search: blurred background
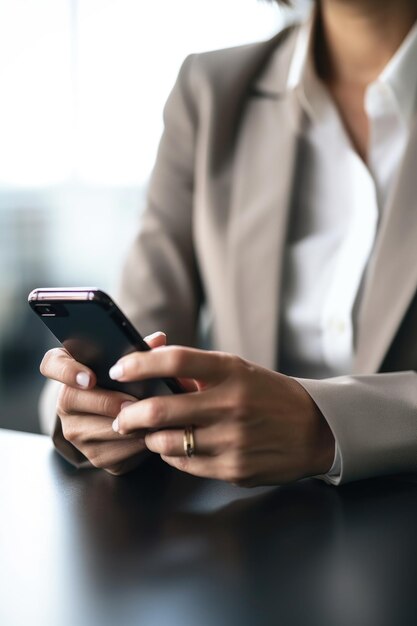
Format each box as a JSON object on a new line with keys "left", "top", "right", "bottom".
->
{"left": 0, "top": 0, "right": 308, "bottom": 434}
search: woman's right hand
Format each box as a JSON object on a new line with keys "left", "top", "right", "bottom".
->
{"left": 40, "top": 332, "right": 167, "bottom": 475}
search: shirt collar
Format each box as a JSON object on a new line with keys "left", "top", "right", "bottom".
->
{"left": 287, "top": 14, "right": 417, "bottom": 127}
{"left": 378, "top": 19, "right": 417, "bottom": 127}
{"left": 287, "top": 17, "right": 331, "bottom": 124}
{"left": 286, "top": 17, "right": 313, "bottom": 93}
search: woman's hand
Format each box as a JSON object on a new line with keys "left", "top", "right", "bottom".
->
{"left": 110, "top": 346, "right": 335, "bottom": 486}
{"left": 40, "top": 332, "right": 167, "bottom": 475}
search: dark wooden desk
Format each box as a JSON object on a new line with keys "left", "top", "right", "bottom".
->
{"left": 1, "top": 428, "right": 417, "bottom": 626}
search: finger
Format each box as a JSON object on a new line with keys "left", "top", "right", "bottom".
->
{"left": 144, "top": 332, "right": 198, "bottom": 392}
{"left": 160, "top": 454, "right": 222, "bottom": 480}
{"left": 144, "top": 332, "right": 199, "bottom": 390}
{"left": 40, "top": 347, "right": 96, "bottom": 390}
{"left": 58, "top": 385, "right": 137, "bottom": 419}
{"left": 113, "top": 389, "right": 215, "bottom": 434}
{"left": 144, "top": 331, "right": 167, "bottom": 349}
{"left": 64, "top": 428, "right": 147, "bottom": 471}
{"left": 104, "top": 450, "right": 149, "bottom": 476}
{"left": 109, "top": 346, "right": 227, "bottom": 385}
{"left": 60, "top": 413, "right": 147, "bottom": 447}
{"left": 88, "top": 438, "right": 147, "bottom": 471}
{"left": 145, "top": 426, "right": 220, "bottom": 457}
{"left": 160, "top": 452, "right": 253, "bottom": 485}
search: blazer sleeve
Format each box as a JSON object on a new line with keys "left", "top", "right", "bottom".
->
{"left": 52, "top": 55, "right": 203, "bottom": 467}
{"left": 296, "top": 372, "right": 417, "bottom": 485}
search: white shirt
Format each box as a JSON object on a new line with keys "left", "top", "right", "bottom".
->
{"left": 279, "top": 18, "right": 417, "bottom": 479}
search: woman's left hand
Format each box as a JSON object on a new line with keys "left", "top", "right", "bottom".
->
{"left": 110, "top": 345, "right": 335, "bottom": 486}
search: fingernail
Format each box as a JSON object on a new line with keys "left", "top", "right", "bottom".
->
{"left": 109, "top": 363, "right": 123, "bottom": 380}
{"left": 120, "top": 400, "right": 135, "bottom": 411}
{"left": 112, "top": 418, "right": 119, "bottom": 432}
{"left": 76, "top": 372, "right": 90, "bottom": 388}
{"left": 144, "top": 331, "right": 165, "bottom": 341}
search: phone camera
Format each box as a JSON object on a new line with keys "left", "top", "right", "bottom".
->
{"left": 34, "top": 303, "right": 68, "bottom": 317}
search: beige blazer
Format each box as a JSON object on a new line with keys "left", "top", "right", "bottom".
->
{"left": 56, "top": 24, "right": 417, "bottom": 484}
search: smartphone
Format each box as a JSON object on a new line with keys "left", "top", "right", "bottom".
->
{"left": 28, "top": 287, "right": 185, "bottom": 399}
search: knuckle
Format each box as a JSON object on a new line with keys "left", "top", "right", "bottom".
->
{"left": 230, "top": 354, "right": 257, "bottom": 385}
{"left": 89, "top": 452, "right": 107, "bottom": 470}
{"left": 129, "top": 353, "right": 142, "bottom": 373}
{"left": 57, "top": 384, "right": 74, "bottom": 416}
{"left": 234, "top": 354, "right": 256, "bottom": 375}
{"left": 231, "top": 423, "right": 250, "bottom": 452}
{"left": 39, "top": 347, "right": 63, "bottom": 376}
{"left": 227, "top": 385, "right": 250, "bottom": 422}
{"left": 174, "top": 456, "right": 189, "bottom": 472}
{"left": 228, "top": 354, "right": 248, "bottom": 375}
{"left": 231, "top": 354, "right": 246, "bottom": 369}
{"left": 226, "top": 453, "right": 252, "bottom": 487}
{"left": 60, "top": 417, "right": 79, "bottom": 445}
{"left": 166, "top": 347, "right": 186, "bottom": 372}
{"left": 227, "top": 357, "right": 256, "bottom": 420}
{"left": 144, "top": 397, "right": 165, "bottom": 428}
{"left": 100, "top": 393, "right": 117, "bottom": 418}
{"left": 59, "top": 357, "right": 77, "bottom": 384}
{"left": 214, "top": 350, "right": 236, "bottom": 374}
{"left": 157, "top": 430, "right": 176, "bottom": 454}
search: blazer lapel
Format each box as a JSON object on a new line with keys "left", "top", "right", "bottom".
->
{"left": 227, "top": 88, "right": 302, "bottom": 370}
{"left": 354, "top": 116, "right": 417, "bottom": 374}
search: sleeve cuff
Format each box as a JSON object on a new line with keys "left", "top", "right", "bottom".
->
{"left": 294, "top": 371, "right": 417, "bottom": 485}
{"left": 321, "top": 442, "right": 342, "bottom": 485}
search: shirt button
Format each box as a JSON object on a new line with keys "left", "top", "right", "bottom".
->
{"left": 328, "top": 318, "right": 347, "bottom": 334}
{"left": 335, "top": 320, "right": 346, "bottom": 334}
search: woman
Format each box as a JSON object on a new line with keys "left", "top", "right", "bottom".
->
{"left": 41, "top": 0, "right": 417, "bottom": 485}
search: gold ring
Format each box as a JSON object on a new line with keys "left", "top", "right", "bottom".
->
{"left": 183, "top": 426, "right": 195, "bottom": 458}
